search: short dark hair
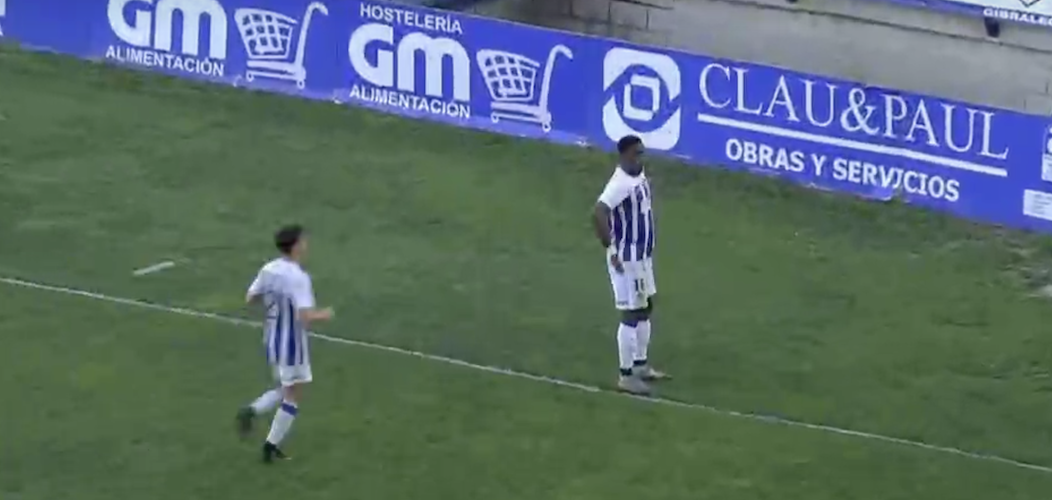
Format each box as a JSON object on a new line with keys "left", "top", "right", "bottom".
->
{"left": 617, "top": 135, "right": 643, "bottom": 154}
{"left": 274, "top": 224, "right": 304, "bottom": 255}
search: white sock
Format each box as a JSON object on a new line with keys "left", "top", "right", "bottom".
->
{"left": 249, "top": 388, "right": 282, "bottom": 415}
{"left": 266, "top": 400, "right": 298, "bottom": 446}
{"left": 617, "top": 322, "right": 637, "bottom": 376}
{"left": 635, "top": 319, "right": 651, "bottom": 366}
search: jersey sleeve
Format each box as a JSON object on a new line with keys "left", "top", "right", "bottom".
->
{"left": 291, "top": 274, "right": 317, "bottom": 310}
{"left": 246, "top": 270, "right": 266, "bottom": 297}
{"left": 597, "top": 176, "right": 631, "bottom": 209}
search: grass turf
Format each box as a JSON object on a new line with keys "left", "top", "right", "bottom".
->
{"left": 3, "top": 44, "right": 1052, "bottom": 498}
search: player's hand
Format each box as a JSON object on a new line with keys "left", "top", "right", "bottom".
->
{"left": 317, "top": 307, "right": 335, "bottom": 321}
{"left": 609, "top": 253, "right": 624, "bottom": 274}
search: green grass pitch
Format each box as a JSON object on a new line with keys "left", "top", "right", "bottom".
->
{"left": 3, "top": 44, "right": 1052, "bottom": 499}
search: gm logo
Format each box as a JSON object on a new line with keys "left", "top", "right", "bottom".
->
{"left": 602, "top": 48, "right": 681, "bottom": 151}
{"left": 348, "top": 23, "right": 471, "bottom": 102}
{"left": 108, "top": 0, "right": 228, "bottom": 60}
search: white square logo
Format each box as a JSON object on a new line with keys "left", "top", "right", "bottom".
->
{"left": 1042, "top": 125, "right": 1052, "bottom": 183}
{"left": 602, "top": 47, "right": 681, "bottom": 151}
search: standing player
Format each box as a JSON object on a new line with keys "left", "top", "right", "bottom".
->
{"left": 593, "top": 135, "right": 669, "bottom": 395}
{"left": 236, "top": 224, "right": 334, "bottom": 463}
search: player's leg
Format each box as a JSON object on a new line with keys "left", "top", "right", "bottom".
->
{"left": 262, "top": 383, "right": 299, "bottom": 462}
{"left": 634, "top": 298, "right": 669, "bottom": 380}
{"left": 611, "top": 261, "right": 651, "bottom": 395}
{"left": 633, "top": 297, "right": 653, "bottom": 370}
{"left": 237, "top": 386, "right": 282, "bottom": 438}
{"left": 250, "top": 388, "right": 283, "bottom": 414}
{"left": 236, "top": 365, "right": 284, "bottom": 438}
{"left": 634, "top": 259, "right": 669, "bottom": 381}
{"left": 263, "top": 365, "right": 312, "bottom": 463}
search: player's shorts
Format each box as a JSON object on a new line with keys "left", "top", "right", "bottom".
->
{"left": 608, "top": 257, "right": 656, "bottom": 311}
{"left": 271, "top": 363, "right": 313, "bottom": 387}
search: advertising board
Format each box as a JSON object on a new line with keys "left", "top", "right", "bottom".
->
{"left": 5, "top": 0, "right": 1052, "bottom": 233}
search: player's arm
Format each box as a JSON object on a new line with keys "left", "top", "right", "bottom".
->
{"left": 593, "top": 179, "right": 630, "bottom": 248}
{"left": 299, "top": 308, "right": 333, "bottom": 322}
{"left": 246, "top": 273, "right": 265, "bottom": 304}
{"left": 593, "top": 202, "right": 624, "bottom": 274}
{"left": 293, "top": 277, "right": 333, "bottom": 323}
{"left": 593, "top": 202, "right": 614, "bottom": 248}
{"left": 593, "top": 179, "right": 631, "bottom": 272}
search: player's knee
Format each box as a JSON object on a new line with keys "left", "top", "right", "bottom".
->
{"left": 282, "top": 384, "right": 301, "bottom": 403}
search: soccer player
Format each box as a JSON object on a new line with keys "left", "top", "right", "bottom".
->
{"left": 593, "top": 135, "right": 669, "bottom": 396}
{"left": 236, "top": 224, "right": 334, "bottom": 463}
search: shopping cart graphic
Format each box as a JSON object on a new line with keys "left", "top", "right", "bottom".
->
{"left": 476, "top": 45, "right": 573, "bottom": 132}
{"left": 234, "top": 2, "right": 328, "bottom": 89}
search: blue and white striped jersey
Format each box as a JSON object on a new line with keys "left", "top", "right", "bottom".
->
{"left": 598, "top": 166, "right": 655, "bottom": 262}
{"left": 247, "top": 258, "right": 316, "bottom": 367}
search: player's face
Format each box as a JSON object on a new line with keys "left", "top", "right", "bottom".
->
{"left": 292, "top": 237, "right": 309, "bottom": 260}
{"left": 623, "top": 144, "right": 645, "bottom": 175}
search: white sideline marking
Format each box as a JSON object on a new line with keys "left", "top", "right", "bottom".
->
{"left": 2, "top": 274, "right": 1051, "bottom": 475}
{"left": 132, "top": 260, "right": 177, "bottom": 276}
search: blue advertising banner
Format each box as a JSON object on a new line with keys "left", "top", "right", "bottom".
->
{"left": 4, "top": 0, "right": 1052, "bottom": 233}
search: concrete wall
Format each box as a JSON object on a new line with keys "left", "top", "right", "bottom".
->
{"left": 467, "top": 0, "right": 1052, "bottom": 114}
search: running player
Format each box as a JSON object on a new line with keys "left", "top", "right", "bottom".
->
{"left": 592, "top": 135, "right": 669, "bottom": 395}
{"left": 237, "top": 224, "right": 334, "bottom": 463}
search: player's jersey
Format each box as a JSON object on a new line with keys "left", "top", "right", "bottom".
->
{"left": 247, "top": 258, "right": 316, "bottom": 367}
{"left": 598, "top": 166, "right": 654, "bottom": 262}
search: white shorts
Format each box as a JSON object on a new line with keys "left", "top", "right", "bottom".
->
{"left": 271, "top": 364, "right": 313, "bottom": 387}
{"left": 609, "top": 258, "right": 656, "bottom": 310}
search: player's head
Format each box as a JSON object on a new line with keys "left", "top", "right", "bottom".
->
{"left": 617, "top": 135, "right": 645, "bottom": 176}
{"left": 275, "top": 224, "right": 308, "bottom": 261}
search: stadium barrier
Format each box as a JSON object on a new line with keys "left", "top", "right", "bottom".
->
{"left": 4, "top": 0, "right": 1052, "bottom": 233}
{"left": 868, "top": 0, "right": 1052, "bottom": 30}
